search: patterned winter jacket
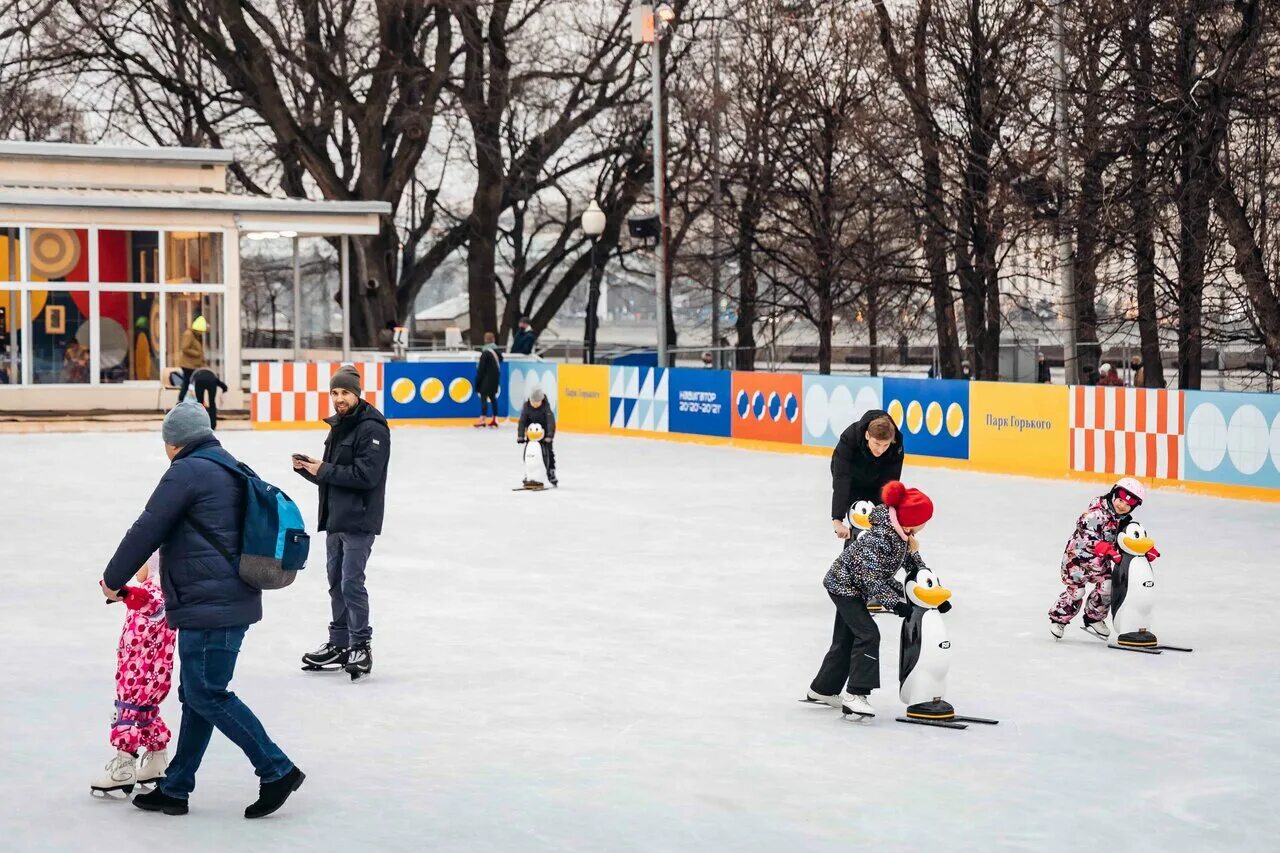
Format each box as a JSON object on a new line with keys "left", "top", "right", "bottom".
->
{"left": 823, "top": 504, "right": 918, "bottom": 608}
{"left": 1060, "top": 495, "right": 1128, "bottom": 577}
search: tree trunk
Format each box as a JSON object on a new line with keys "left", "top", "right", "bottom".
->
{"left": 1073, "top": 152, "right": 1105, "bottom": 384}
{"left": 1129, "top": 0, "right": 1165, "bottom": 387}
{"left": 1211, "top": 163, "right": 1280, "bottom": 369}
{"left": 868, "top": 283, "right": 879, "bottom": 378}
{"left": 349, "top": 228, "right": 399, "bottom": 347}
{"left": 734, "top": 208, "right": 759, "bottom": 371}
{"left": 466, "top": 153, "right": 503, "bottom": 344}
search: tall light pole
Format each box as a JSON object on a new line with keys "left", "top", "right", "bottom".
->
{"left": 581, "top": 199, "right": 607, "bottom": 365}
{"left": 710, "top": 31, "right": 723, "bottom": 370}
{"left": 634, "top": 3, "right": 676, "bottom": 367}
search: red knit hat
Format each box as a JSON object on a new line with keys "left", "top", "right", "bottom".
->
{"left": 882, "top": 481, "right": 934, "bottom": 528}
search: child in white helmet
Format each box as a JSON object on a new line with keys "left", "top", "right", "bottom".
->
{"left": 1049, "top": 478, "right": 1146, "bottom": 639}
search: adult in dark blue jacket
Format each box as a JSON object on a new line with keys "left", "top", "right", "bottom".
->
{"left": 101, "top": 402, "right": 303, "bottom": 819}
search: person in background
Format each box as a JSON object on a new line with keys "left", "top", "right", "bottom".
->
{"left": 701, "top": 351, "right": 715, "bottom": 368}
{"left": 177, "top": 315, "right": 207, "bottom": 402}
{"left": 1081, "top": 364, "right": 1099, "bottom": 386}
{"left": 192, "top": 367, "right": 229, "bottom": 430}
{"left": 511, "top": 317, "right": 538, "bottom": 355}
{"left": 1130, "top": 355, "right": 1145, "bottom": 387}
{"left": 1037, "top": 353, "right": 1052, "bottom": 383}
{"left": 960, "top": 360, "right": 972, "bottom": 381}
{"left": 1098, "top": 362, "right": 1125, "bottom": 387}
{"left": 830, "top": 411, "right": 904, "bottom": 547}
{"left": 474, "top": 332, "right": 503, "bottom": 427}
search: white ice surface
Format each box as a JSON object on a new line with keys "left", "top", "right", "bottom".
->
{"left": 2, "top": 427, "right": 1279, "bottom": 852}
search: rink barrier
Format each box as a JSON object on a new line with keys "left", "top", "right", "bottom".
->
{"left": 250, "top": 361, "right": 1280, "bottom": 501}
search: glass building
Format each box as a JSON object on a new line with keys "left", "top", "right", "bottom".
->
{"left": 0, "top": 142, "right": 388, "bottom": 411}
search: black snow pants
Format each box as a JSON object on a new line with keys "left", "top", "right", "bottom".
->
{"left": 810, "top": 592, "right": 882, "bottom": 696}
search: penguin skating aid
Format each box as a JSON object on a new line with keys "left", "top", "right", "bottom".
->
{"left": 845, "top": 501, "right": 889, "bottom": 615}
{"left": 1105, "top": 522, "right": 1193, "bottom": 654}
{"left": 895, "top": 565, "right": 999, "bottom": 731}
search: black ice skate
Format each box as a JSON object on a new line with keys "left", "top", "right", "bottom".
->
{"left": 345, "top": 642, "right": 372, "bottom": 682}
{"left": 301, "top": 642, "right": 348, "bottom": 672}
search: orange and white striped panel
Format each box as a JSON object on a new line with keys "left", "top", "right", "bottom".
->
{"left": 251, "top": 362, "right": 384, "bottom": 425}
{"left": 1069, "top": 386, "right": 1185, "bottom": 480}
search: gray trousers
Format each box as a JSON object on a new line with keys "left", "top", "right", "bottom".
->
{"left": 326, "top": 532, "right": 376, "bottom": 647}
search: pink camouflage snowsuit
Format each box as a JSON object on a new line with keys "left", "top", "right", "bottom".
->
{"left": 110, "top": 569, "right": 177, "bottom": 754}
{"left": 1049, "top": 495, "right": 1127, "bottom": 626}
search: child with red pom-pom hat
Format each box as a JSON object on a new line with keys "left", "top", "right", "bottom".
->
{"left": 805, "top": 480, "right": 937, "bottom": 718}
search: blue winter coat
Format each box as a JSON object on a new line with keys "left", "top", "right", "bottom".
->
{"left": 103, "top": 437, "right": 261, "bottom": 629}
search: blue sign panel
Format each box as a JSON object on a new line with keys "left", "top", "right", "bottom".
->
{"left": 882, "top": 378, "right": 970, "bottom": 460}
{"left": 668, "top": 368, "right": 732, "bottom": 437}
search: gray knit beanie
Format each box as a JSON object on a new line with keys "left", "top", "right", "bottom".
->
{"left": 331, "top": 364, "right": 362, "bottom": 395}
{"left": 530, "top": 387, "right": 546, "bottom": 403}
{"left": 162, "top": 400, "right": 213, "bottom": 446}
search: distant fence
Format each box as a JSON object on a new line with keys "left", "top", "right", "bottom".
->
{"left": 251, "top": 361, "right": 1280, "bottom": 501}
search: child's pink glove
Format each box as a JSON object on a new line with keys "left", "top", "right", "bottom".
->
{"left": 1094, "top": 541, "right": 1120, "bottom": 563}
{"left": 120, "top": 586, "right": 151, "bottom": 611}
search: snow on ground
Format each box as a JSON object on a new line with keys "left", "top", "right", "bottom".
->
{"left": 2, "top": 426, "right": 1279, "bottom": 852}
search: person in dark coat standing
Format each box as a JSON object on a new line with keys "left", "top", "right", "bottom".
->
{"left": 830, "top": 410, "right": 904, "bottom": 544}
{"left": 511, "top": 317, "right": 538, "bottom": 355}
{"left": 101, "top": 401, "right": 301, "bottom": 818}
{"left": 1037, "top": 353, "right": 1052, "bottom": 384}
{"left": 474, "top": 331, "right": 503, "bottom": 427}
{"left": 294, "top": 365, "right": 391, "bottom": 680}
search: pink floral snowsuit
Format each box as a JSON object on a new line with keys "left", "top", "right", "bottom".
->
{"left": 110, "top": 575, "right": 177, "bottom": 753}
{"left": 1049, "top": 495, "right": 1124, "bottom": 626}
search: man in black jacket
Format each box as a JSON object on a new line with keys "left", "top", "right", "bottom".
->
{"left": 101, "top": 401, "right": 301, "bottom": 818}
{"left": 830, "top": 409, "right": 904, "bottom": 543}
{"left": 293, "top": 365, "right": 391, "bottom": 680}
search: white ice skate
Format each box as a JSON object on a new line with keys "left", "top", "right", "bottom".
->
{"left": 1050, "top": 621, "right": 1066, "bottom": 639}
{"left": 1082, "top": 620, "right": 1110, "bottom": 640}
{"left": 801, "top": 688, "right": 841, "bottom": 708}
{"left": 136, "top": 749, "right": 168, "bottom": 788}
{"left": 90, "top": 750, "right": 136, "bottom": 798}
{"left": 840, "top": 692, "right": 875, "bottom": 718}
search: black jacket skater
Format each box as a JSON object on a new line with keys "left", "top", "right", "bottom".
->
{"left": 474, "top": 347, "right": 503, "bottom": 397}
{"left": 829, "top": 409, "right": 904, "bottom": 520}
{"left": 517, "top": 400, "right": 556, "bottom": 441}
{"left": 296, "top": 400, "right": 391, "bottom": 535}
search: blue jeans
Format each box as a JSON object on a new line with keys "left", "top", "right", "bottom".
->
{"left": 161, "top": 627, "right": 293, "bottom": 799}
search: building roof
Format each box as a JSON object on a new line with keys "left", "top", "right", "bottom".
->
{"left": 0, "top": 140, "right": 236, "bottom": 165}
{"left": 0, "top": 185, "right": 391, "bottom": 235}
{"left": 415, "top": 293, "right": 470, "bottom": 323}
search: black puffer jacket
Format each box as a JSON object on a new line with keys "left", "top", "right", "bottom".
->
{"left": 517, "top": 400, "right": 556, "bottom": 441}
{"left": 297, "top": 401, "right": 391, "bottom": 535}
{"left": 474, "top": 347, "right": 503, "bottom": 396}
{"left": 103, "top": 437, "right": 260, "bottom": 630}
{"left": 830, "top": 409, "right": 904, "bottom": 519}
{"left": 823, "top": 504, "right": 918, "bottom": 609}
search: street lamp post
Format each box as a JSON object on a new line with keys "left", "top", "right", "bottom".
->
{"left": 581, "top": 200, "right": 607, "bottom": 365}
{"left": 634, "top": 3, "right": 676, "bottom": 368}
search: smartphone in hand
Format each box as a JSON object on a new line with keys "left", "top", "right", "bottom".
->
{"left": 292, "top": 453, "right": 311, "bottom": 462}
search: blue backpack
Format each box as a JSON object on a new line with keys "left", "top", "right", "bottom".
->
{"left": 187, "top": 448, "right": 310, "bottom": 590}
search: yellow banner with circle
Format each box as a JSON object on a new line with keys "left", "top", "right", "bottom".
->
{"left": 557, "top": 364, "right": 610, "bottom": 431}
{"left": 969, "top": 381, "right": 1069, "bottom": 476}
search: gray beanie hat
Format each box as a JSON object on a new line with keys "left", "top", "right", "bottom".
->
{"left": 331, "top": 364, "right": 362, "bottom": 395}
{"left": 530, "top": 387, "right": 546, "bottom": 403}
{"left": 163, "top": 400, "right": 213, "bottom": 446}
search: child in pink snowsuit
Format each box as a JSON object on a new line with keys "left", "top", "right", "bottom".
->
{"left": 1048, "top": 478, "right": 1146, "bottom": 639}
{"left": 91, "top": 554, "right": 177, "bottom": 796}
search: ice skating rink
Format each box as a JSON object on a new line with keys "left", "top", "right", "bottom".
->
{"left": 3, "top": 426, "right": 1279, "bottom": 852}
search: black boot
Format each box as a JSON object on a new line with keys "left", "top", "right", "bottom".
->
{"left": 345, "top": 642, "right": 372, "bottom": 681}
{"left": 301, "top": 642, "right": 348, "bottom": 671}
{"left": 133, "top": 787, "right": 189, "bottom": 815}
{"left": 244, "top": 767, "right": 306, "bottom": 819}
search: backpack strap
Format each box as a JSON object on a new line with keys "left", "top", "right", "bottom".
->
{"left": 183, "top": 447, "right": 247, "bottom": 564}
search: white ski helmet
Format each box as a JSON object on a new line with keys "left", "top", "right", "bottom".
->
{"left": 1112, "top": 477, "right": 1146, "bottom": 504}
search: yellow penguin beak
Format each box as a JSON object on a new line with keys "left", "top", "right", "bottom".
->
{"left": 913, "top": 585, "right": 951, "bottom": 608}
{"left": 852, "top": 515, "right": 871, "bottom": 530}
{"left": 1121, "top": 536, "right": 1154, "bottom": 555}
